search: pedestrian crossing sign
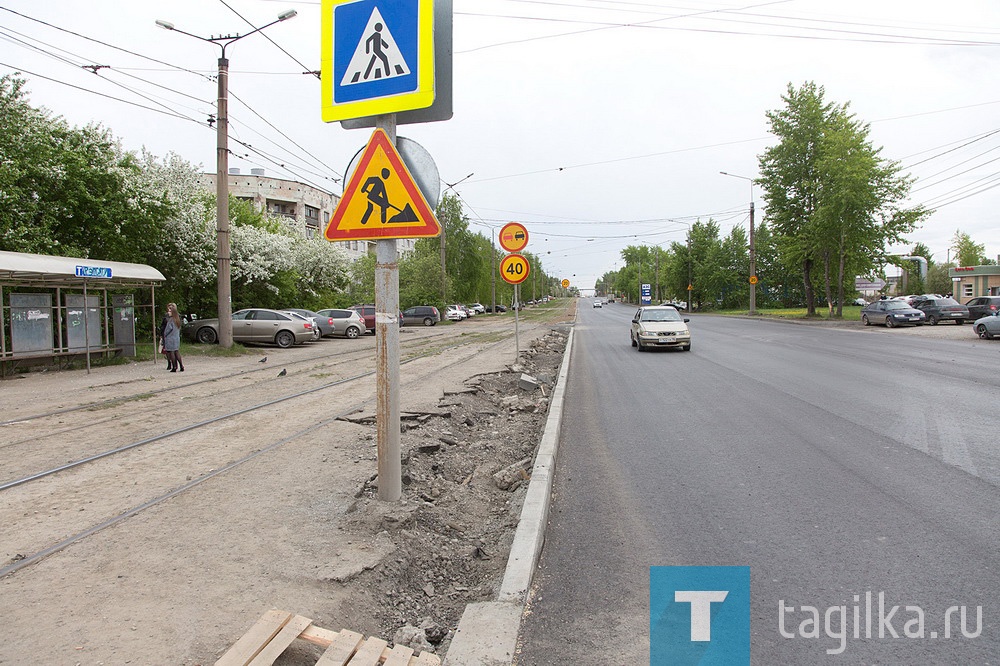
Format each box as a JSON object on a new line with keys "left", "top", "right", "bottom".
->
{"left": 324, "top": 129, "right": 441, "bottom": 241}
{"left": 321, "top": 0, "right": 435, "bottom": 122}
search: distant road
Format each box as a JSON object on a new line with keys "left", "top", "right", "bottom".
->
{"left": 515, "top": 305, "right": 1000, "bottom": 664}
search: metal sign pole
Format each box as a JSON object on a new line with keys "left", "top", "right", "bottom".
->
{"left": 514, "top": 284, "right": 520, "bottom": 360}
{"left": 375, "top": 114, "right": 402, "bottom": 502}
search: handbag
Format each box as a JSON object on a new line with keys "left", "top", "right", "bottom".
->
{"left": 158, "top": 341, "right": 165, "bottom": 354}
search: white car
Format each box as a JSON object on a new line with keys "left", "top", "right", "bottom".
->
{"left": 630, "top": 305, "right": 691, "bottom": 352}
{"left": 468, "top": 303, "right": 486, "bottom": 314}
{"left": 444, "top": 305, "right": 466, "bottom": 321}
{"left": 593, "top": 300, "right": 603, "bottom": 308}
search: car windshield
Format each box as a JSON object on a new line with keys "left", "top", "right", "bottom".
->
{"left": 641, "top": 309, "right": 682, "bottom": 322}
{"left": 936, "top": 298, "right": 960, "bottom": 306}
{"left": 883, "top": 301, "right": 910, "bottom": 310}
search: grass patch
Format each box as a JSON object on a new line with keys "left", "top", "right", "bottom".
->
{"left": 88, "top": 392, "right": 154, "bottom": 411}
{"left": 711, "top": 307, "right": 862, "bottom": 320}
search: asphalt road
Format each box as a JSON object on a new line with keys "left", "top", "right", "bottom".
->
{"left": 514, "top": 303, "right": 1000, "bottom": 664}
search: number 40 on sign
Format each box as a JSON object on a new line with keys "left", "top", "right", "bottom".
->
{"left": 500, "top": 254, "right": 530, "bottom": 285}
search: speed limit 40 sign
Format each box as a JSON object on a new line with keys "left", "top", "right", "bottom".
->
{"left": 500, "top": 254, "right": 530, "bottom": 284}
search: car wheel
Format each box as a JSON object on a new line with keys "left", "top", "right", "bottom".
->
{"left": 196, "top": 326, "right": 218, "bottom": 344}
{"left": 977, "top": 324, "right": 993, "bottom": 340}
{"left": 928, "top": 315, "right": 939, "bottom": 325}
{"left": 955, "top": 319, "right": 964, "bottom": 325}
{"left": 862, "top": 314, "right": 870, "bottom": 326}
{"left": 631, "top": 333, "right": 637, "bottom": 348}
{"left": 886, "top": 316, "right": 896, "bottom": 328}
{"left": 275, "top": 330, "right": 295, "bottom": 348}
{"left": 423, "top": 317, "right": 435, "bottom": 327}
{"left": 345, "top": 326, "right": 360, "bottom": 339}
{"left": 682, "top": 343, "right": 691, "bottom": 351}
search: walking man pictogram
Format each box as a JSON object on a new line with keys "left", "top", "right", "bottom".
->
{"left": 364, "top": 23, "right": 391, "bottom": 80}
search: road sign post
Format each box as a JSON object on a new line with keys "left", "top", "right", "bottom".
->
{"left": 500, "top": 252, "right": 530, "bottom": 359}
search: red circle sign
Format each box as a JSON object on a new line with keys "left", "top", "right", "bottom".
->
{"left": 500, "top": 254, "right": 530, "bottom": 284}
{"left": 499, "top": 223, "right": 529, "bottom": 253}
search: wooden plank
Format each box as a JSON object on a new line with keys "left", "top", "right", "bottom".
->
{"left": 299, "top": 624, "right": 339, "bottom": 648}
{"left": 345, "top": 636, "right": 388, "bottom": 666}
{"left": 409, "top": 652, "right": 442, "bottom": 666}
{"left": 382, "top": 644, "right": 414, "bottom": 666}
{"left": 215, "top": 610, "right": 293, "bottom": 666}
{"left": 247, "top": 614, "right": 314, "bottom": 666}
{"left": 315, "top": 629, "right": 365, "bottom": 666}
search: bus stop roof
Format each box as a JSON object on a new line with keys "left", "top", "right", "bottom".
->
{"left": 0, "top": 250, "right": 166, "bottom": 288}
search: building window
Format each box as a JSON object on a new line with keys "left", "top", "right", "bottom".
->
{"left": 963, "top": 282, "right": 974, "bottom": 298}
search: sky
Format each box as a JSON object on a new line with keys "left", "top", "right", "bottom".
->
{"left": 2, "top": 0, "right": 999, "bottom": 293}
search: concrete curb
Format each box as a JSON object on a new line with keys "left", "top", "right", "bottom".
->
{"left": 444, "top": 327, "right": 575, "bottom": 665}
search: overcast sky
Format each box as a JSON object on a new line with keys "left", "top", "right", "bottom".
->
{"left": 3, "top": 0, "right": 999, "bottom": 292}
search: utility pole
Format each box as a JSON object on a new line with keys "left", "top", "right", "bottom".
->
{"left": 156, "top": 11, "right": 297, "bottom": 347}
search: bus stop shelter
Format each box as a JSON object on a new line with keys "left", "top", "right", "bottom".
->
{"left": 0, "top": 250, "right": 166, "bottom": 375}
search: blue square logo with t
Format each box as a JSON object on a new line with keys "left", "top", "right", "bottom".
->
{"left": 650, "top": 566, "right": 750, "bottom": 665}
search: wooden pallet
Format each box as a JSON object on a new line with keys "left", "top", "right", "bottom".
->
{"left": 215, "top": 609, "right": 441, "bottom": 666}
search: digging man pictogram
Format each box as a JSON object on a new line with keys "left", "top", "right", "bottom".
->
{"left": 360, "top": 167, "right": 418, "bottom": 225}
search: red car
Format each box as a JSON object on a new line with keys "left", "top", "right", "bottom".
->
{"left": 349, "top": 305, "right": 403, "bottom": 334}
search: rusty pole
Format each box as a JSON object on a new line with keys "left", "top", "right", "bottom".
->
{"left": 375, "top": 115, "right": 401, "bottom": 502}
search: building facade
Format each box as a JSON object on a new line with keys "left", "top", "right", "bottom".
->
{"left": 949, "top": 265, "right": 1000, "bottom": 302}
{"left": 200, "top": 169, "right": 416, "bottom": 260}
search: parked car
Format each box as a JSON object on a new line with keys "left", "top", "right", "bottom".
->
{"left": 444, "top": 305, "right": 466, "bottom": 321}
{"left": 468, "top": 303, "right": 486, "bottom": 314}
{"left": 315, "top": 308, "right": 367, "bottom": 338}
{"left": 484, "top": 304, "right": 507, "bottom": 313}
{"left": 284, "top": 310, "right": 321, "bottom": 340}
{"left": 402, "top": 306, "right": 440, "bottom": 326}
{"left": 911, "top": 297, "right": 969, "bottom": 325}
{"left": 860, "top": 300, "right": 925, "bottom": 328}
{"left": 630, "top": 305, "right": 691, "bottom": 352}
{"left": 282, "top": 308, "right": 334, "bottom": 338}
{"left": 973, "top": 311, "right": 1000, "bottom": 339}
{"left": 460, "top": 305, "right": 475, "bottom": 318}
{"left": 349, "top": 304, "right": 402, "bottom": 333}
{"left": 851, "top": 297, "right": 868, "bottom": 306}
{"left": 964, "top": 296, "right": 1000, "bottom": 320}
{"left": 182, "top": 308, "right": 314, "bottom": 347}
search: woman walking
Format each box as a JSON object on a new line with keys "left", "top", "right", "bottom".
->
{"left": 163, "top": 303, "right": 184, "bottom": 372}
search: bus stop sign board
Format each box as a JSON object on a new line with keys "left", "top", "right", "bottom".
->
{"left": 321, "top": 0, "right": 435, "bottom": 122}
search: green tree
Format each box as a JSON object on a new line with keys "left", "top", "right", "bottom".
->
{"left": 0, "top": 74, "right": 168, "bottom": 261}
{"left": 951, "top": 230, "right": 991, "bottom": 267}
{"left": 758, "top": 82, "right": 925, "bottom": 316}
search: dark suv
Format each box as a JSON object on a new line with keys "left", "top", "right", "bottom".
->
{"left": 964, "top": 296, "right": 1000, "bottom": 320}
{"left": 402, "top": 306, "right": 440, "bottom": 326}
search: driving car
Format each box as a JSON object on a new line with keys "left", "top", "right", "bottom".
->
{"left": 860, "top": 300, "right": 926, "bottom": 327}
{"left": 630, "top": 305, "right": 691, "bottom": 351}
{"left": 182, "top": 308, "right": 315, "bottom": 347}
{"left": 314, "top": 308, "right": 367, "bottom": 338}
{"left": 282, "top": 308, "right": 334, "bottom": 338}
{"left": 911, "top": 297, "right": 969, "bottom": 325}
{"left": 593, "top": 299, "right": 603, "bottom": 308}
{"left": 973, "top": 311, "right": 1000, "bottom": 339}
{"left": 401, "top": 306, "right": 440, "bottom": 326}
{"left": 964, "top": 296, "right": 1000, "bottom": 320}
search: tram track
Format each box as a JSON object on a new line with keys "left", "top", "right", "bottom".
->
{"left": 0, "top": 329, "right": 517, "bottom": 578}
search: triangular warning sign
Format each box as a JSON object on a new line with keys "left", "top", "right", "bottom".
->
{"left": 325, "top": 129, "right": 441, "bottom": 241}
{"left": 340, "top": 7, "right": 410, "bottom": 86}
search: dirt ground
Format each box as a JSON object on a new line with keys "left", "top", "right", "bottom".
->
{"left": 0, "top": 304, "right": 575, "bottom": 665}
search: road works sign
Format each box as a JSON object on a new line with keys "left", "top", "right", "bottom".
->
{"left": 321, "top": 0, "right": 435, "bottom": 122}
{"left": 324, "top": 129, "right": 440, "bottom": 241}
{"left": 500, "top": 254, "right": 530, "bottom": 285}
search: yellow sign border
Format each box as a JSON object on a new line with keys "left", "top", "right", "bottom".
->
{"left": 321, "top": 0, "right": 435, "bottom": 122}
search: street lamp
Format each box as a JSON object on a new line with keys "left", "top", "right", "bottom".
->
{"left": 157, "top": 10, "right": 297, "bottom": 347}
{"left": 720, "top": 171, "right": 757, "bottom": 315}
